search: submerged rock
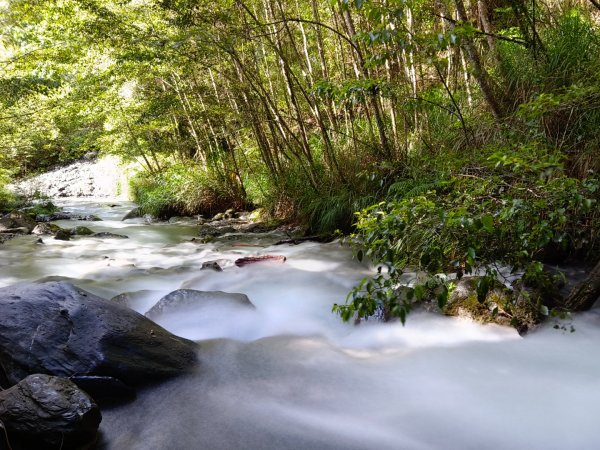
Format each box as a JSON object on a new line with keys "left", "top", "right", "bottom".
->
{"left": 77, "top": 214, "right": 103, "bottom": 221}
{"left": 71, "top": 225, "right": 94, "bottom": 236}
{"left": 201, "top": 261, "right": 223, "bottom": 272}
{"left": 0, "top": 281, "right": 198, "bottom": 397}
{"left": 0, "top": 374, "right": 101, "bottom": 450}
{"left": 235, "top": 255, "right": 286, "bottom": 267}
{"left": 145, "top": 289, "right": 254, "bottom": 321}
{"left": 92, "top": 231, "right": 129, "bottom": 239}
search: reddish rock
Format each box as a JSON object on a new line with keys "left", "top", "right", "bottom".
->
{"left": 235, "top": 255, "right": 287, "bottom": 267}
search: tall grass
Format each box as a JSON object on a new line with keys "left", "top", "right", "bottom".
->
{"left": 130, "top": 163, "right": 246, "bottom": 219}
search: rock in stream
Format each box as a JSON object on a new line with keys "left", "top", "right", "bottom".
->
{"left": 0, "top": 281, "right": 199, "bottom": 399}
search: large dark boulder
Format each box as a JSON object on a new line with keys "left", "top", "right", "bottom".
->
{"left": 0, "top": 281, "right": 198, "bottom": 393}
{"left": 0, "top": 374, "right": 101, "bottom": 450}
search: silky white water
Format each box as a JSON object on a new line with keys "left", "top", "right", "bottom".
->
{"left": 1, "top": 199, "right": 598, "bottom": 450}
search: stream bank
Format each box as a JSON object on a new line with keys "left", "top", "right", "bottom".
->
{"left": 9, "top": 156, "right": 133, "bottom": 199}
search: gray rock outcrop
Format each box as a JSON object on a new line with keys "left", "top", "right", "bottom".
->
{"left": 145, "top": 289, "right": 254, "bottom": 321}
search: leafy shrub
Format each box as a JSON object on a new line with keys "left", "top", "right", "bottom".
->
{"left": 335, "top": 148, "right": 600, "bottom": 324}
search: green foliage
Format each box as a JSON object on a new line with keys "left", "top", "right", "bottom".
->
{"left": 130, "top": 164, "right": 245, "bottom": 219}
{"left": 20, "top": 200, "right": 59, "bottom": 218}
{"left": 298, "top": 188, "right": 377, "bottom": 234}
{"left": 335, "top": 145, "right": 600, "bottom": 323}
{"left": 0, "top": 181, "right": 18, "bottom": 214}
{"left": 543, "top": 11, "right": 600, "bottom": 90}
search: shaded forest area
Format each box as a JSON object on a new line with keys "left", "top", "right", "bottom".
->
{"left": 1, "top": 0, "right": 599, "bottom": 322}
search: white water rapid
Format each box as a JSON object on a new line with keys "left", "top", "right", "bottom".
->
{"left": 1, "top": 199, "right": 599, "bottom": 450}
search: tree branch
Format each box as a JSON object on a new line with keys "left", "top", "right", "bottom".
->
{"left": 435, "top": 13, "right": 528, "bottom": 47}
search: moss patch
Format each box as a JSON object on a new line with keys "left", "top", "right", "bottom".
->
{"left": 445, "top": 277, "right": 542, "bottom": 334}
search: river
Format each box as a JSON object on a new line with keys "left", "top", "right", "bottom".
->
{"left": 1, "top": 199, "right": 599, "bottom": 449}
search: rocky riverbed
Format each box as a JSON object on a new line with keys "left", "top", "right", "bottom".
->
{"left": 9, "top": 156, "right": 131, "bottom": 199}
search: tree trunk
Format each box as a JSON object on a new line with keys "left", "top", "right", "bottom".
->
{"left": 478, "top": 0, "right": 498, "bottom": 61}
{"left": 561, "top": 260, "right": 600, "bottom": 311}
{"left": 453, "top": 0, "right": 506, "bottom": 120}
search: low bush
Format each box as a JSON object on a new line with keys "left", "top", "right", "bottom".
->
{"left": 334, "top": 146, "right": 600, "bottom": 324}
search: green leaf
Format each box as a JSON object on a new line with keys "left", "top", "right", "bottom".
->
{"left": 414, "top": 284, "right": 426, "bottom": 301}
{"left": 475, "top": 277, "right": 490, "bottom": 303}
{"left": 481, "top": 214, "right": 494, "bottom": 233}
{"left": 466, "top": 247, "right": 476, "bottom": 267}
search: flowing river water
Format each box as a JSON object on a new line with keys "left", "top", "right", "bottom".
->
{"left": 1, "top": 199, "right": 599, "bottom": 450}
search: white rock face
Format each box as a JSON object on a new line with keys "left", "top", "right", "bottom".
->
{"left": 10, "top": 156, "right": 132, "bottom": 199}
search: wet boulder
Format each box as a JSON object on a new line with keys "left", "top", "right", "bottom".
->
{"left": 0, "top": 281, "right": 198, "bottom": 395}
{"left": 0, "top": 212, "right": 36, "bottom": 234}
{"left": 201, "top": 261, "right": 223, "bottom": 272}
{"left": 71, "top": 225, "right": 94, "bottom": 236}
{"left": 111, "top": 289, "right": 161, "bottom": 312}
{"left": 122, "top": 207, "right": 142, "bottom": 221}
{"left": 145, "top": 289, "right": 254, "bottom": 321}
{"left": 54, "top": 229, "right": 71, "bottom": 241}
{"left": 32, "top": 222, "right": 63, "bottom": 236}
{"left": 0, "top": 374, "right": 101, "bottom": 450}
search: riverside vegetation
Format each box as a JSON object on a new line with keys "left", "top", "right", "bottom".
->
{"left": 1, "top": 0, "right": 600, "bottom": 329}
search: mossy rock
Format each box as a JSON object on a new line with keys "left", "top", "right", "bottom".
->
{"left": 32, "top": 223, "right": 63, "bottom": 236}
{"left": 445, "top": 277, "right": 541, "bottom": 334}
{"left": 71, "top": 226, "right": 94, "bottom": 236}
{"left": 54, "top": 229, "right": 71, "bottom": 241}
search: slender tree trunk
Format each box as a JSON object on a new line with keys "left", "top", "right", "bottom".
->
{"left": 478, "top": 0, "right": 498, "bottom": 61}
{"left": 453, "top": 0, "right": 506, "bottom": 120}
{"left": 340, "top": 7, "right": 391, "bottom": 157}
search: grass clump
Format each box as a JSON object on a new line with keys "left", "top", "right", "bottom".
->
{"left": 130, "top": 164, "right": 247, "bottom": 219}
